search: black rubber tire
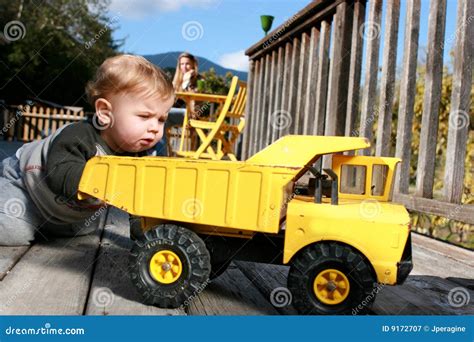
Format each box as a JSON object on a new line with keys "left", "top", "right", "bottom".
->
{"left": 202, "top": 235, "right": 233, "bottom": 280}
{"left": 288, "top": 242, "right": 376, "bottom": 315}
{"left": 129, "top": 215, "right": 145, "bottom": 241}
{"left": 129, "top": 224, "right": 211, "bottom": 308}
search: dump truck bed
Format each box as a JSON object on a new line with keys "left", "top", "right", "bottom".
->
{"left": 79, "top": 136, "right": 370, "bottom": 234}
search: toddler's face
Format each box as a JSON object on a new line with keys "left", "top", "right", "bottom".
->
{"left": 99, "top": 92, "right": 174, "bottom": 153}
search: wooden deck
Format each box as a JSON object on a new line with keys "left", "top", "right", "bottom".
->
{"left": 0, "top": 207, "right": 472, "bottom": 316}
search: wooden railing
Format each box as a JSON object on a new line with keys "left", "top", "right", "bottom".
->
{"left": 1, "top": 105, "right": 87, "bottom": 142}
{"left": 242, "top": 0, "right": 473, "bottom": 224}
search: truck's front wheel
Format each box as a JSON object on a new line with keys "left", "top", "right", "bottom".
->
{"left": 288, "top": 242, "right": 376, "bottom": 315}
{"left": 129, "top": 224, "right": 211, "bottom": 308}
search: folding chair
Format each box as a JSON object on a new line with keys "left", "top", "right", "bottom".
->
{"left": 176, "top": 76, "right": 246, "bottom": 160}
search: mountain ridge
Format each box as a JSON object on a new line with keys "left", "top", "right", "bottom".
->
{"left": 143, "top": 51, "right": 248, "bottom": 81}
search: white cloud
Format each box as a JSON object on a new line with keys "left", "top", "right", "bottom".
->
{"left": 218, "top": 50, "right": 249, "bottom": 72}
{"left": 109, "top": 0, "right": 219, "bottom": 19}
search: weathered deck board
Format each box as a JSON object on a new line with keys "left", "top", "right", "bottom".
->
{"left": 234, "top": 261, "right": 298, "bottom": 315}
{"left": 412, "top": 232, "right": 473, "bottom": 268}
{"left": 374, "top": 284, "right": 439, "bottom": 315}
{"left": 403, "top": 276, "right": 473, "bottom": 315}
{"left": 85, "top": 208, "right": 184, "bottom": 315}
{"left": 0, "top": 246, "right": 29, "bottom": 280}
{"left": 0, "top": 226, "right": 104, "bottom": 315}
{"left": 374, "top": 233, "right": 473, "bottom": 315}
{"left": 411, "top": 242, "right": 473, "bottom": 279}
{"left": 0, "top": 141, "right": 23, "bottom": 158}
{"left": 187, "top": 263, "right": 279, "bottom": 315}
{"left": 233, "top": 233, "right": 474, "bottom": 316}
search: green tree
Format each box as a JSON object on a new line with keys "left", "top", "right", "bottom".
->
{"left": 0, "top": 0, "right": 122, "bottom": 109}
{"left": 200, "top": 68, "right": 233, "bottom": 95}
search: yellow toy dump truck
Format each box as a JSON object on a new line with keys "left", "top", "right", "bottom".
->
{"left": 78, "top": 136, "right": 413, "bottom": 315}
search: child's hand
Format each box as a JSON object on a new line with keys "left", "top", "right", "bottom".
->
{"left": 188, "top": 109, "right": 198, "bottom": 120}
{"left": 77, "top": 191, "right": 91, "bottom": 201}
{"left": 77, "top": 191, "right": 106, "bottom": 206}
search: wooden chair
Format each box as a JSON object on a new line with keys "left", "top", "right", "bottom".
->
{"left": 209, "top": 80, "right": 247, "bottom": 161}
{"left": 176, "top": 76, "right": 247, "bottom": 161}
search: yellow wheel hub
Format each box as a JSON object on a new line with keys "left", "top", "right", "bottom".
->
{"left": 149, "top": 250, "right": 183, "bottom": 284}
{"left": 313, "top": 268, "right": 350, "bottom": 305}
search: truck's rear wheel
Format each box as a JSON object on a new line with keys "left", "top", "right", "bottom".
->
{"left": 288, "top": 242, "right": 376, "bottom": 315}
{"left": 129, "top": 224, "right": 211, "bottom": 308}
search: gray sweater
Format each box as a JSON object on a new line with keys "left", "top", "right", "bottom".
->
{"left": 17, "top": 121, "right": 154, "bottom": 225}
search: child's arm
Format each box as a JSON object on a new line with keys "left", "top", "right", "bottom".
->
{"left": 45, "top": 123, "right": 103, "bottom": 201}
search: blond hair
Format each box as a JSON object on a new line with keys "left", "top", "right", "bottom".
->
{"left": 172, "top": 52, "right": 199, "bottom": 92}
{"left": 86, "top": 54, "right": 174, "bottom": 105}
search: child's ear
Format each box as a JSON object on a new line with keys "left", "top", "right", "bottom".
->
{"left": 94, "top": 98, "right": 113, "bottom": 127}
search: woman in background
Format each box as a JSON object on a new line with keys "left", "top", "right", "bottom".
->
{"left": 157, "top": 52, "right": 200, "bottom": 156}
{"left": 173, "top": 52, "right": 199, "bottom": 93}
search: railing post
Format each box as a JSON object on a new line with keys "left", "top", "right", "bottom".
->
{"left": 394, "top": 0, "right": 421, "bottom": 194}
{"left": 443, "top": 0, "right": 473, "bottom": 203}
{"left": 345, "top": 0, "right": 366, "bottom": 142}
{"left": 325, "top": 1, "right": 354, "bottom": 138}
{"left": 375, "top": 0, "right": 400, "bottom": 157}
{"left": 415, "top": 0, "right": 447, "bottom": 199}
{"left": 241, "top": 60, "right": 254, "bottom": 159}
{"left": 358, "top": 0, "right": 382, "bottom": 155}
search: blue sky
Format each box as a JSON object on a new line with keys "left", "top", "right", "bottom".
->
{"left": 109, "top": 0, "right": 459, "bottom": 73}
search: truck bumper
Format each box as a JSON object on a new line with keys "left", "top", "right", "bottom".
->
{"left": 396, "top": 232, "right": 413, "bottom": 284}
